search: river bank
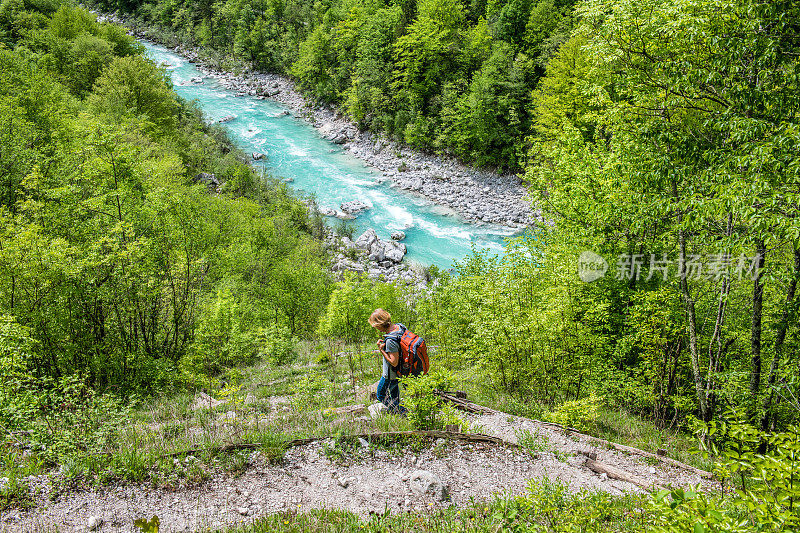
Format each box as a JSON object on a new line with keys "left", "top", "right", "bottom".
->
{"left": 117, "top": 17, "right": 537, "bottom": 230}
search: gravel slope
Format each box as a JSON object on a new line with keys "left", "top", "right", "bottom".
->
{"left": 1, "top": 404, "right": 712, "bottom": 533}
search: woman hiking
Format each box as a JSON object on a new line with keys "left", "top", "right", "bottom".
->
{"left": 368, "top": 308, "right": 406, "bottom": 414}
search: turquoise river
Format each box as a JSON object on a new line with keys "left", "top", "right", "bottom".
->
{"left": 144, "top": 42, "right": 518, "bottom": 268}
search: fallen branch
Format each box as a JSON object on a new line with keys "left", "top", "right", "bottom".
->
{"left": 157, "top": 430, "right": 517, "bottom": 459}
{"left": 434, "top": 390, "right": 495, "bottom": 415}
{"left": 323, "top": 404, "right": 367, "bottom": 415}
{"left": 436, "top": 391, "right": 714, "bottom": 479}
{"left": 584, "top": 458, "right": 665, "bottom": 491}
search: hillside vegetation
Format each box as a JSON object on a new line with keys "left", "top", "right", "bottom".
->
{"left": 1, "top": 0, "right": 800, "bottom": 531}
{"left": 0, "top": 0, "right": 330, "bottom": 458}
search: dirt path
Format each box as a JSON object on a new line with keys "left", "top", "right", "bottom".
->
{"left": 467, "top": 410, "right": 711, "bottom": 491}
{"left": 0, "top": 401, "right": 712, "bottom": 533}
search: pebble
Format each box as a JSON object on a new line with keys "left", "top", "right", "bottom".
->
{"left": 87, "top": 516, "right": 103, "bottom": 530}
{"left": 409, "top": 470, "right": 450, "bottom": 502}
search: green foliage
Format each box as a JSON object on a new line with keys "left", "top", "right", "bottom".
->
{"left": 316, "top": 275, "right": 412, "bottom": 344}
{"left": 491, "top": 477, "right": 639, "bottom": 532}
{"left": 515, "top": 428, "right": 551, "bottom": 456}
{"left": 418, "top": 237, "right": 610, "bottom": 406}
{"left": 332, "top": 218, "right": 355, "bottom": 240}
{"left": 648, "top": 419, "right": 800, "bottom": 531}
{"left": 183, "top": 289, "right": 257, "bottom": 376}
{"left": 0, "top": 316, "right": 36, "bottom": 424}
{"left": 292, "top": 374, "right": 332, "bottom": 411}
{"left": 11, "top": 374, "right": 131, "bottom": 467}
{"left": 516, "top": 0, "right": 800, "bottom": 432}
{"left": 258, "top": 324, "right": 298, "bottom": 366}
{"left": 402, "top": 371, "right": 451, "bottom": 430}
{"left": 221, "top": 478, "right": 646, "bottom": 532}
{"left": 88, "top": 54, "right": 178, "bottom": 136}
{"left": 0, "top": 4, "right": 329, "bottom": 395}
{"left": 547, "top": 394, "right": 602, "bottom": 433}
{"left": 134, "top": 515, "right": 160, "bottom": 533}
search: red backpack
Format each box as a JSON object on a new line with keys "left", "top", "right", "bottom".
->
{"left": 388, "top": 324, "right": 429, "bottom": 378}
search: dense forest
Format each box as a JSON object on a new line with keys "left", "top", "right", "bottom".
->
{"left": 2, "top": 0, "right": 800, "bottom": 529}
{"left": 89, "top": 0, "right": 577, "bottom": 171}
{"left": 0, "top": 1, "right": 331, "bottom": 397}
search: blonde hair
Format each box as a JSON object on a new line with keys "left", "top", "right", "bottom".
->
{"left": 368, "top": 308, "right": 392, "bottom": 330}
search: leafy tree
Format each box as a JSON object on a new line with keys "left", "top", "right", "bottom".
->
{"left": 88, "top": 55, "right": 178, "bottom": 136}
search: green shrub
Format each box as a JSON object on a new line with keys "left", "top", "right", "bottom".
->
{"left": 316, "top": 275, "right": 414, "bottom": 344}
{"left": 183, "top": 289, "right": 258, "bottom": 376}
{"left": 547, "top": 395, "right": 602, "bottom": 432}
{"left": 292, "top": 375, "right": 331, "bottom": 411}
{"left": 402, "top": 371, "right": 452, "bottom": 430}
{"left": 2, "top": 374, "right": 131, "bottom": 471}
{"left": 257, "top": 324, "right": 297, "bottom": 366}
{"left": 333, "top": 219, "right": 355, "bottom": 240}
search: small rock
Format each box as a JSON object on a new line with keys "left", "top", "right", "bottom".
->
{"left": 409, "top": 470, "right": 449, "bottom": 501}
{"left": 252, "top": 152, "right": 266, "bottom": 160}
{"left": 341, "top": 200, "right": 370, "bottom": 215}
{"left": 88, "top": 516, "right": 103, "bottom": 530}
{"left": 337, "top": 477, "right": 350, "bottom": 488}
{"left": 358, "top": 437, "right": 370, "bottom": 449}
{"left": 367, "top": 402, "right": 387, "bottom": 419}
{"left": 237, "top": 507, "right": 250, "bottom": 516}
{"left": 649, "top": 467, "right": 657, "bottom": 475}
{"left": 390, "top": 231, "right": 406, "bottom": 241}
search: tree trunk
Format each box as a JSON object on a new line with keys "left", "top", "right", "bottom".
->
{"left": 679, "top": 227, "right": 708, "bottom": 421}
{"left": 706, "top": 213, "right": 733, "bottom": 415}
{"left": 761, "top": 247, "right": 800, "bottom": 430}
{"left": 749, "top": 241, "right": 766, "bottom": 417}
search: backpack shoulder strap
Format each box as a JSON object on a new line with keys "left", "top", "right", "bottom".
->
{"left": 384, "top": 324, "right": 404, "bottom": 345}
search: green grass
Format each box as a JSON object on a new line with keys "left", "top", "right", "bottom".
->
{"left": 589, "top": 407, "right": 711, "bottom": 471}
{"left": 424, "top": 346, "right": 710, "bottom": 472}
{"left": 210, "top": 479, "right": 653, "bottom": 533}
{"left": 0, "top": 338, "right": 421, "bottom": 503}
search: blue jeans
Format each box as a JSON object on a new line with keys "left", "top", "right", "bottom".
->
{"left": 376, "top": 376, "right": 406, "bottom": 414}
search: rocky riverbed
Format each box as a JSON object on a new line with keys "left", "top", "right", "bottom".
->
{"left": 325, "top": 228, "right": 431, "bottom": 287}
{"left": 121, "top": 21, "right": 538, "bottom": 229}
